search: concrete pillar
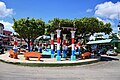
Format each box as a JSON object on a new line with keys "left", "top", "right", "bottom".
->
{"left": 30, "top": 42, "right": 32, "bottom": 52}
{"left": 56, "top": 29, "right": 61, "bottom": 61}
{"left": 51, "top": 33, "right": 54, "bottom": 58}
{"left": 39, "top": 41, "right": 42, "bottom": 53}
{"left": 62, "top": 34, "right": 67, "bottom": 58}
{"left": 71, "top": 30, "right": 76, "bottom": 61}
{"left": 13, "top": 37, "right": 18, "bottom": 52}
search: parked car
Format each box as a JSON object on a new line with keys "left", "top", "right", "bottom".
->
{"left": 0, "top": 44, "right": 4, "bottom": 54}
{"left": 4, "top": 45, "right": 13, "bottom": 50}
{"left": 98, "top": 49, "right": 107, "bottom": 55}
{"left": 17, "top": 45, "right": 28, "bottom": 53}
{"left": 20, "top": 45, "right": 27, "bottom": 49}
{"left": 106, "top": 49, "right": 117, "bottom": 56}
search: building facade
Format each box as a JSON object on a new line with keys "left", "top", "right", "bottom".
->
{"left": 0, "top": 23, "right": 4, "bottom": 44}
{"left": 3, "top": 30, "right": 12, "bottom": 45}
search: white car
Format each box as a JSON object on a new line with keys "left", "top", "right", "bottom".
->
{"left": 106, "top": 49, "right": 117, "bottom": 56}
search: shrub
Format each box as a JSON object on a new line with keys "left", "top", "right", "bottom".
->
{"left": 115, "top": 49, "right": 120, "bottom": 53}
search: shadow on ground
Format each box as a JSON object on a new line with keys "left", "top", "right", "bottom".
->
{"left": 100, "top": 56, "right": 119, "bottom": 61}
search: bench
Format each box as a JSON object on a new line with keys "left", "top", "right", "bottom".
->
{"left": 81, "top": 52, "right": 91, "bottom": 59}
{"left": 24, "top": 52, "right": 42, "bottom": 61}
{"left": 9, "top": 49, "right": 18, "bottom": 59}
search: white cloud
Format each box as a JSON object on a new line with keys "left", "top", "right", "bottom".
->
{"left": 86, "top": 9, "right": 93, "bottom": 13}
{"left": 95, "top": 1, "right": 120, "bottom": 20}
{"left": 112, "top": 27, "right": 118, "bottom": 32}
{"left": 0, "top": 20, "right": 14, "bottom": 32}
{"left": 0, "top": 1, "right": 13, "bottom": 17}
{"left": 96, "top": 17, "right": 114, "bottom": 25}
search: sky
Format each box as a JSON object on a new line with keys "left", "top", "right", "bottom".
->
{"left": 0, "top": 0, "right": 120, "bottom": 36}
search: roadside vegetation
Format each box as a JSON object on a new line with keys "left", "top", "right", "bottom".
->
{"left": 12, "top": 17, "right": 112, "bottom": 51}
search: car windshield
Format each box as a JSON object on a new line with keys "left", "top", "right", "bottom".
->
{"left": 109, "top": 49, "right": 113, "bottom": 51}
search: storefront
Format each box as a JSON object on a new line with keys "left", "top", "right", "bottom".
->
{"left": 111, "top": 39, "right": 120, "bottom": 49}
{"left": 87, "top": 39, "right": 120, "bottom": 50}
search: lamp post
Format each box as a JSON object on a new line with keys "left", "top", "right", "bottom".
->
{"left": 117, "top": 21, "right": 120, "bottom": 49}
{"left": 118, "top": 21, "right": 120, "bottom": 39}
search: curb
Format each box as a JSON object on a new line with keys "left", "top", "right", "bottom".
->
{"left": 0, "top": 52, "right": 100, "bottom": 67}
{"left": 0, "top": 58, "right": 100, "bottom": 67}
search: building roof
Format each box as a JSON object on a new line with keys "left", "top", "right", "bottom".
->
{"left": 36, "top": 35, "right": 50, "bottom": 40}
{"left": 111, "top": 39, "right": 120, "bottom": 42}
{"left": 87, "top": 39, "right": 112, "bottom": 44}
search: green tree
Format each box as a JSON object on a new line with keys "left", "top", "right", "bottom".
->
{"left": 12, "top": 17, "right": 45, "bottom": 51}
{"left": 48, "top": 18, "right": 74, "bottom": 44}
{"left": 74, "top": 17, "right": 112, "bottom": 44}
{"left": 48, "top": 17, "right": 112, "bottom": 44}
{"left": 109, "top": 33, "right": 118, "bottom": 39}
{"left": 48, "top": 18, "right": 74, "bottom": 32}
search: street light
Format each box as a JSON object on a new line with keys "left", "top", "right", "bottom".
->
{"left": 118, "top": 21, "right": 120, "bottom": 39}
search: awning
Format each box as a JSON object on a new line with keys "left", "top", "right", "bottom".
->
{"left": 111, "top": 39, "right": 120, "bottom": 42}
{"left": 87, "top": 39, "right": 112, "bottom": 44}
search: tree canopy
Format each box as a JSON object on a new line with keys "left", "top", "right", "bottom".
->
{"left": 109, "top": 33, "right": 119, "bottom": 39}
{"left": 12, "top": 17, "right": 113, "bottom": 48}
{"left": 48, "top": 17, "right": 112, "bottom": 44}
{"left": 12, "top": 17, "right": 45, "bottom": 51}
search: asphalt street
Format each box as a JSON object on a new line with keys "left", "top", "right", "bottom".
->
{"left": 0, "top": 56, "right": 120, "bottom": 80}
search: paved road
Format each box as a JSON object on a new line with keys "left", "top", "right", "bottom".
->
{"left": 0, "top": 56, "right": 120, "bottom": 80}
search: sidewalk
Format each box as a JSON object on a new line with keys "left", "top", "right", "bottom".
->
{"left": 0, "top": 51, "right": 100, "bottom": 66}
